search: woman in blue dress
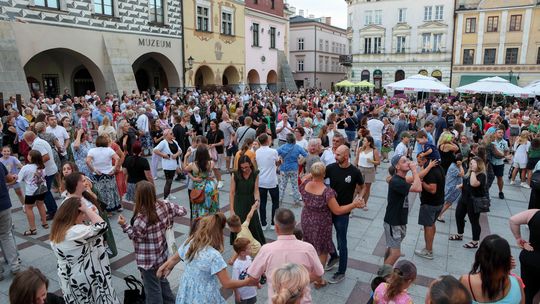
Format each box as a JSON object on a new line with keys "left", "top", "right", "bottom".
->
{"left": 71, "top": 128, "right": 95, "bottom": 179}
{"left": 437, "top": 153, "right": 465, "bottom": 223}
{"left": 157, "top": 213, "right": 253, "bottom": 303}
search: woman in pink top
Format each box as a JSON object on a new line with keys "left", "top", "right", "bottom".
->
{"left": 373, "top": 260, "right": 416, "bottom": 304}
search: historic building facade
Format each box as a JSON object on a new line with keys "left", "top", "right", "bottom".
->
{"left": 346, "top": 0, "right": 454, "bottom": 91}
{"left": 183, "top": 0, "right": 246, "bottom": 92}
{"left": 289, "top": 15, "right": 348, "bottom": 90}
{"left": 451, "top": 0, "right": 540, "bottom": 88}
{"left": 0, "top": 0, "right": 184, "bottom": 100}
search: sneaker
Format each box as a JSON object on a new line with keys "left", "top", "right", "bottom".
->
{"left": 270, "top": 225, "right": 275, "bottom": 230}
{"left": 218, "top": 181, "right": 224, "bottom": 189}
{"left": 325, "top": 256, "right": 339, "bottom": 271}
{"left": 261, "top": 224, "right": 268, "bottom": 230}
{"left": 169, "top": 195, "right": 177, "bottom": 200}
{"left": 414, "top": 248, "right": 434, "bottom": 260}
{"left": 499, "top": 192, "right": 505, "bottom": 199}
{"left": 521, "top": 182, "right": 531, "bottom": 189}
{"left": 328, "top": 273, "right": 345, "bottom": 284}
{"left": 509, "top": 180, "right": 516, "bottom": 185}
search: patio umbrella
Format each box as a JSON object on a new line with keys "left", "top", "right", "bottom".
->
{"left": 384, "top": 74, "right": 452, "bottom": 93}
{"left": 356, "top": 80, "right": 375, "bottom": 88}
{"left": 456, "top": 76, "right": 533, "bottom": 98}
{"left": 335, "top": 80, "right": 357, "bottom": 88}
{"left": 524, "top": 80, "right": 540, "bottom": 96}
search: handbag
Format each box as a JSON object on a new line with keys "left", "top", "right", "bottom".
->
{"left": 472, "top": 195, "right": 491, "bottom": 213}
{"left": 163, "top": 201, "right": 178, "bottom": 256}
{"left": 189, "top": 179, "right": 208, "bottom": 204}
{"left": 123, "top": 275, "right": 145, "bottom": 304}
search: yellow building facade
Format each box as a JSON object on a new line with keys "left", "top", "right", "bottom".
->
{"left": 183, "top": 0, "right": 246, "bottom": 91}
{"left": 452, "top": 0, "right": 540, "bottom": 88}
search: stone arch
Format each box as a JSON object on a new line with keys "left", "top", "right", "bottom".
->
{"left": 247, "top": 69, "right": 261, "bottom": 89}
{"left": 395, "top": 70, "right": 405, "bottom": 81}
{"left": 418, "top": 69, "right": 428, "bottom": 76}
{"left": 23, "top": 48, "right": 106, "bottom": 97}
{"left": 194, "top": 65, "right": 215, "bottom": 89}
{"left": 267, "top": 70, "right": 278, "bottom": 91}
{"left": 431, "top": 70, "right": 442, "bottom": 81}
{"left": 222, "top": 66, "right": 240, "bottom": 85}
{"left": 132, "top": 52, "right": 181, "bottom": 92}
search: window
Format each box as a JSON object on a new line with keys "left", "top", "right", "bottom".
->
{"left": 398, "top": 8, "right": 406, "bottom": 23}
{"left": 465, "top": 18, "right": 476, "bottom": 33}
{"left": 505, "top": 48, "right": 518, "bottom": 64}
{"left": 434, "top": 5, "right": 443, "bottom": 20}
{"left": 422, "top": 33, "right": 431, "bottom": 52}
{"left": 374, "top": 37, "right": 382, "bottom": 53}
{"left": 487, "top": 16, "right": 498, "bottom": 32}
{"left": 364, "top": 10, "right": 373, "bottom": 25}
{"left": 396, "top": 36, "right": 406, "bottom": 53}
{"left": 509, "top": 15, "right": 522, "bottom": 31}
{"left": 374, "top": 10, "right": 382, "bottom": 25}
{"left": 433, "top": 33, "right": 442, "bottom": 52}
{"left": 325, "top": 40, "right": 329, "bottom": 52}
{"left": 149, "top": 0, "right": 164, "bottom": 24}
{"left": 364, "top": 38, "right": 372, "bottom": 54}
{"left": 348, "top": 12, "right": 352, "bottom": 27}
{"left": 221, "top": 11, "right": 233, "bottom": 35}
{"left": 424, "top": 6, "right": 432, "bottom": 21}
{"left": 483, "top": 48, "right": 496, "bottom": 65}
{"left": 252, "top": 23, "right": 259, "bottom": 46}
{"left": 94, "top": 0, "right": 113, "bottom": 15}
{"left": 196, "top": 6, "right": 210, "bottom": 31}
{"left": 537, "top": 47, "right": 540, "bottom": 64}
{"left": 34, "top": 0, "right": 59, "bottom": 9}
{"left": 319, "top": 56, "right": 323, "bottom": 70}
{"left": 270, "top": 27, "right": 276, "bottom": 48}
{"left": 319, "top": 39, "right": 323, "bottom": 50}
{"left": 463, "top": 49, "right": 474, "bottom": 65}
{"left": 298, "top": 38, "right": 304, "bottom": 50}
{"left": 297, "top": 59, "right": 304, "bottom": 71}
{"left": 325, "top": 57, "right": 329, "bottom": 72}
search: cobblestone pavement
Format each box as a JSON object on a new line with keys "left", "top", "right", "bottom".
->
{"left": 0, "top": 161, "right": 531, "bottom": 303}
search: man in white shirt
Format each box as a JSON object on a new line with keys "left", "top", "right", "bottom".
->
{"left": 275, "top": 114, "right": 293, "bottom": 147}
{"left": 367, "top": 115, "right": 384, "bottom": 151}
{"left": 23, "top": 131, "right": 58, "bottom": 219}
{"left": 255, "top": 133, "right": 280, "bottom": 230}
{"left": 46, "top": 115, "right": 70, "bottom": 160}
{"left": 394, "top": 132, "right": 411, "bottom": 159}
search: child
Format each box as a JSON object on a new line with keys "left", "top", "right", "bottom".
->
{"left": 0, "top": 146, "right": 25, "bottom": 207}
{"left": 373, "top": 260, "right": 417, "bottom": 304}
{"left": 227, "top": 202, "right": 261, "bottom": 265}
{"left": 416, "top": 130, "right": 441, "bottom": 162}
{"left": 17, "top": 150, "right": 49, "bottom": 236}
{"left": 231, "top": 237, "right": 258, "bottom": 304}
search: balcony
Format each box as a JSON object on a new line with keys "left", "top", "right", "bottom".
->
{"left": 339, "top": 55, "right": 353, "bottom": 66}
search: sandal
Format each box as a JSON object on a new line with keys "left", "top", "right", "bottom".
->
{"left": 41, "top": 223, "right": 49, "bottom": 229}
{"left": 436, "top": 218, "right": 445, "bottom": 223}
{"left": 463, "top": 241, "right": 478, "bottom": 249}
{"left": 449, "top": 234, "right": 463, "bottom": 241}
{"left": 314, "top": 280, "right": 328, "bottom": 289}
{"left": 23, "top": 229, "right": 37, "bottom": 236}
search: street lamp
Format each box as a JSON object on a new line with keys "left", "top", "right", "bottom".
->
{"left": 184, "top": 56, "right": 194, "bottom": 73}
{"left": 509, "top": 70, "right": 513, "bottom": 84}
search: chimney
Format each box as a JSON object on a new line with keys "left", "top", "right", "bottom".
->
{"left": 325, "top": 17, "right": 332, "bottom": 25}
{"left": 298, "top": 9, "right": 304, "bottom": 17}
{"left": 308, "top": 14, "right": 315, "bottom": 19}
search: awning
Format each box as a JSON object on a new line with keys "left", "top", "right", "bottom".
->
{"left": 459, "top": 75, "right": 518, "bottom": 86}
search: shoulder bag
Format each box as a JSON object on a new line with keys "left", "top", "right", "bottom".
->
{"left": 189, "top": 179, "right": 208, "bottom": 204}
{"left": 123, "top": 275, "right": 145, "bottom": 304}
{"left": 472, "top": 195, "right": 491, "bottom": 213}
{"left": 162, "top": 200, "right": 178, "bottom": 256}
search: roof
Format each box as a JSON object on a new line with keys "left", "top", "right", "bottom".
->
{"left": 289, "top": 15, "right": 346, "bottom": 32}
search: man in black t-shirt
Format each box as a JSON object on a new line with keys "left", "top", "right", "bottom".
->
{"left": 325, "top": 145, "right": 365, "bottom": 284}
{"left": 384, "top": 154, "right": 422, "bottom": 265}
{"left": 415, "top": 154, "right": 445, "bottom": 260}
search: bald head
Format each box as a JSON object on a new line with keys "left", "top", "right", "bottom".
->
{"left": 335, "top": 145, "right": 350, "bottom": 166}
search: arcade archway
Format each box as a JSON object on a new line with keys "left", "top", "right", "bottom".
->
{"left": 132, "top": 52, "right": 180, "bottom": 92}
{"left": 194, "top": 65, "right": 215, "bottom": 89}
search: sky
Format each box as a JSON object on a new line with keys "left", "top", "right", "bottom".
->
{"left": 286, "top": 0, "right": 348, "bottom": 29}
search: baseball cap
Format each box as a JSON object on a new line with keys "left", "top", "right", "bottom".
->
{"left": 394, "top": 260, "right": 417, "bottom": 280}
{"left": 391, "top": 154, "right": 404, "bottom": 168}
{"left": 377, "top": 264, "right": 393, "bottom": 278}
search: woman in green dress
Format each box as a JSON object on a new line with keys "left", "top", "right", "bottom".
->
{"left": 229, "top": 155, "right": 266, "bottom": 246}
{"left": 185, "top": 146, "right": 220, "bottom": 219}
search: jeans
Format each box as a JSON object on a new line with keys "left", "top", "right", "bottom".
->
{"left": 44, "top": 174, "right": 57, "bottom": 216}
{"left": 139, "top": 267, "right": 175, "bottom": 304}
{"left": 329, "top": 214, "right": 349, "bottom": 274}
{"left": 345, "top": 130, "right": 356, "bottom": 143}
{"left": 259, "top": 186, "right": 279, "bottom": 226}
{"left": 374, "top": 139, "right": 382, "bottom": 152}
{"left": 455, "top": 197, "right": 481, "bottom": 241}
{"left": 279, "top": 171, "right": 301, "bottom": 203}
{"left": 0, "top": 209, "right": 20, "bottom": 273}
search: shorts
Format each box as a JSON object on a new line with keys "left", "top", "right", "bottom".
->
{"left": 8, "top": 182, "right": 21, "bottom": 190}
{"left": 492, "top": 164, "right": 505, "bottom": 177}
{"left": 513, "top": 162, "right": 527, "bottom": 169}
{"left": 24, "top": 193, "right": 46, "bottom": 205}
{"left": 359, "top": 166, "right": 376, "bottom": 184}
{"left": 527, "top": 157, "right": 540, "bottom": 170}
{"left": 418, "top": 204, "right": 443, "bottom": 226}
{"left": 384, "top": 222, "right": 407, "bottom": 249}
{"left": 226, "top": 144, "right": 238, "bottom": 157}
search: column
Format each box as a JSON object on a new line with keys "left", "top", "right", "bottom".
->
{"left": 475, "top": 12, "right": 485, "bottom": 64}
{"left": 520, "top": 8, "right": 532, "bottom": 64}
{"left": 454, "top": 13, "right": 463, "bottom": 64}
{"left": 497, "top": 10, "right": 508, "bottom": 64}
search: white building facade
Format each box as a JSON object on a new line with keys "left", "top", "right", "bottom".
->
{"left": 346, "top": 0, "right": 454, "bottom": 91}
{"left": 289, "top": 16, "right": 348, "bottom": 90}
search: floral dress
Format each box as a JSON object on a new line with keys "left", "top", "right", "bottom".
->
{"left": 176, "top": 244, "right": 227, "bottom": 304}
{"left": 382, "top": 124, "right": 395, "bottom": 154}
{"left": 72, "top": 141, "right": 94, "bottom": 179}
{"left": 50, "top": 222, "right": 120, "bottom": 304}
{"left": 191, "top": 164, "right": 219, "bottom": 219}
{"left": 299, "top": 180, "right": 336, "bottom": 255}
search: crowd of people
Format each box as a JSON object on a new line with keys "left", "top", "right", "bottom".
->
{"left": 0, "top": 87, "right": 539, "bottom": 304}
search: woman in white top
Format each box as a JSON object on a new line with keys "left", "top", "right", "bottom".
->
{"left": 86, "top": 135, "right": 121, "bottom": 212}
{"left": 511, "top": 131, "right": 531, "bottom": 188}
{"left": 354, "top": 136, "right": 380, "bottom": 210}
{"left": 153, "top": 129, "right": 182, "bottom": 200}
{"left": 294, "top": 127, "right": 308, "bottom": 151}
{"left": 97, "top": 116, "right": 116, "bottom": 141}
